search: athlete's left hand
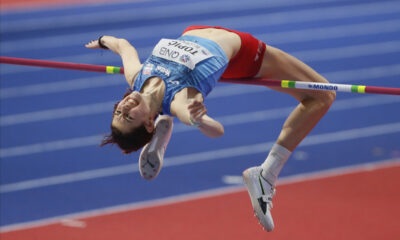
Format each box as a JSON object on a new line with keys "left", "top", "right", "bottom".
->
{"left": 85, "top": 36, "right": 112, "bottom": 49}
{"left": 85, "top": 39, "right": 101, "bottom": 49}
{"left": 188, "top": 100, "right": 207, "bottom": 124}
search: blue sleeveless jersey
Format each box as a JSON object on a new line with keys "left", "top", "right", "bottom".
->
{"left": 132, "top": 35, "right": 229, "bottom": 115}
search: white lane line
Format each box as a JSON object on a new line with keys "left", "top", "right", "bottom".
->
{"left": 174, "top": 94, "right": 400, "bottom": 133}
{"left": 0, "top": 135, "right": 103, "bottom": 158}
{"left": 0, "top": 101, "right": 114, "bottom": 126}
{"left": 295, "top": 41, "right": 400, "bottom": 62}
{"left": 0, "top": 75, "right": 121, "bottom": 99}
{"left": 0, "top": 0, "right": 357, "bottom": 33}
{"left": 1, "top": 94, "right": 399, "bottom": 155}
{"left": 3, "top": 34, "right": 400, "bottom": 76}
{"left": 2, "top": 62, "right": 400, "bottom": 101}
{"left": 223, "top": 157, "right": 400, "bottom": 185}
{"left": 0, "top": 75, "right": 262, "bottom": 99}
{"left": 2, "top": 1, "right": 399, "bottom": 53}
{"left": 1, "top": 121, "right": 400, "bottom": 193}
{"left": 0, "top": 185, "right": 245, "bottom": 233}
{"left": 1, "top": 88, "right": 399, "bottom": 129}
{"left": 222, "top": 175, "right": 244, "bottom": 185}
{"left": 0, "top": 101, "right": 112, "bottom": 127}
{"left": 1, "top": 157, "right": 399, "bottom": 233}
{"left": 260, "top": 19, "right": 400, "bottom": 45}
{"left": 216, "top": 94, "right": 399, "bottom": 125}
{"left": 323, "top": 63, "right": 400, "bottom": 83}
{"left": 59, "top": 219, "right": 86, "bottom": 228}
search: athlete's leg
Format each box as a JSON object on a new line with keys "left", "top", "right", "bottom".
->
{"left": 243, "top": 45, "right": 335, "bottom": 232}
{"left": 257, "top": 45, "right": 336, "bottom": 151}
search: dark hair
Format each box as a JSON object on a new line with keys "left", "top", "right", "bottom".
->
{"left": 101, "top": 124, "right": 154, "bottom": 154}
{"left": 100, "top": 89, "right": 155, "bottom": 154}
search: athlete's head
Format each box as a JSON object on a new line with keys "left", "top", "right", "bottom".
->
{"left": 101, "top": 90, "right": 157, "bottom": 153}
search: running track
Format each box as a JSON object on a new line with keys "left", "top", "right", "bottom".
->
{"left": 1, "top": 0, "right": 400, "bottom": 239}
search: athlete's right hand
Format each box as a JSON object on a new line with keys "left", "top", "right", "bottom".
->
{"left": 188, "top": 100, "right": 207, "bottom": 125}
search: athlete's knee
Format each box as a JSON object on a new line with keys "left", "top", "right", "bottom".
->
{"left": 322, "top": 90, "right": 336, "bottom": 107}
{"left": 309, "top": 90, "right": 336, "bottom": 110}
{"left": 301, "top": 89, "right": 335, "bottom": 111}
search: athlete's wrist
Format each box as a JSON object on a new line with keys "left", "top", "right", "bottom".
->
{"left": 189, "top": 116, "right": 202, "bottom": 127}
{"left": 98, "top": 36, "right": 109, "bottom": 49}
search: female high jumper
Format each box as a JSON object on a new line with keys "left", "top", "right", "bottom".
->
{"left": 85, "top": 25, "right": 336, "bottom": 232}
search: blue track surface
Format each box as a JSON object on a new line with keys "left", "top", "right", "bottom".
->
{"left": 1, "top": 0, "right": 400, "bottom": 228}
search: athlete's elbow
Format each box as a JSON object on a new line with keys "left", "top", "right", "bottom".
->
{"left": 209, "top": 126, "right": 225, "bottom": 138}
{"left": 117, "top": 38, "right": 130, "bottom": 47}
{"left": 216, "top": 129, "right": 225, "bottom": 138}
{"left": 117, "top": 39, "right": 135, "bottom": 54}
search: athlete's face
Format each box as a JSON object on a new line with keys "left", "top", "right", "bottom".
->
{"left": 112, "top": 92, "right": 154, "bottom": 133}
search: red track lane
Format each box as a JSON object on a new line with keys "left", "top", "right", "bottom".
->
{"left": 2, "top": 166, "right": 400, "bottom": 240}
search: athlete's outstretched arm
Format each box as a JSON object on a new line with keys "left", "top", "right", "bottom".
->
{"left": 171, "top": 100, "right": 224, "bottom": 138}
{"left": 86, "top": 36, "right": 142, "bottom": 88}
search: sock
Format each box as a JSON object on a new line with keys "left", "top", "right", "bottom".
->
{"left": 261, "top": 143, "right": 292, "bottom": 186}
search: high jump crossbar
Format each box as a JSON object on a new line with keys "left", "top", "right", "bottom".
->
{"left": 1, "top": 56, "right": 399, "bottom": 96}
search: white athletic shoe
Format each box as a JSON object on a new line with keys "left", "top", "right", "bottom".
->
{"left": 139, "top": 115, "right": 173, "bottom": 180}
{"left": 243, "top": 166, "right": 276, "bottom": 232}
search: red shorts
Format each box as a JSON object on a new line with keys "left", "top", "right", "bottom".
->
{"left": 183, "top": 25, "right": 266, "bottom": 79}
